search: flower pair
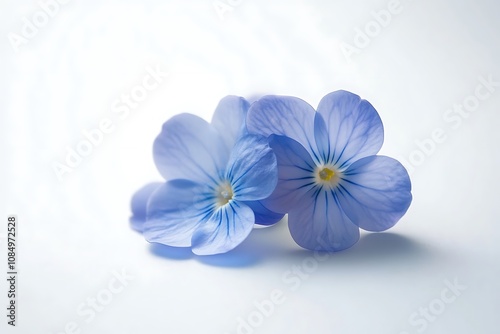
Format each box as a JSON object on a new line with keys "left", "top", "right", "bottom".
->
{"left": 131, "top": 91, "right": 412, "bottom": 255}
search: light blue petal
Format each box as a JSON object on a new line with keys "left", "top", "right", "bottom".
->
{"left": 317, "top": 90, "right": 384, "bottom": 167}
{"left": 226, "top": 135, "right": 277, "bottom": 201}
{"left": 130, "top": 182, "right": 162, "bottom": 219}
{"left": 247, "top": 95, "right": 322, "bottom": 163}
{"left": 314, "top": 113, "right": 330, "bottom": 164}
{"left": 130, "top": 182, "right": 162, "bottom": 232}
{"left": 191, "top": 201, "right": 254, "bottom": 255}
{"left": 153, "top": 113, "right": 228, "bottom": 185}
{"left": 211, "top": 96, "right": 250, "bottom": 151}
{"left": 336, "top": 155, "right": 412, "bottom": 232}
{"left": 244, "top": 200, "right": 284, "bottom": 226}
{"left": 288, "top": 188, "right": 360, "bottom": 251}
{"left": 261, "top": 135, "right": 317, "bottom": 214}
{"left": 144, "top": 179, "right": 215, "bottom": 247}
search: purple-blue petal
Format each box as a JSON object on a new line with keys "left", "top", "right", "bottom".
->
{"left": 144, "top": 179, "right": 215, "bottom": 247}
{"left": 130, "top": 182, "right": 162, "bottom": 219}
{"left": 337, "top": 155, "right": 412, "bottom": 232}
{"left": 260, "top": 135, "right": 316, "bottom": 214}
{"left": 246, "top": 95, "right": 322, "bottom": 164}
{"left": 153, "top": 113, "right": 228, "bottom": 185}
{"left": 314, "top": 112, "right": 330, "bottom": 164}
{"left": 226, "top": 135, "right": 277, "bottom": 201}
{"left": 191, "top": 201, "right": 255, "bottom": 255}
{"left": 211, "top": 96, "right": 250, "bottom": 151}
{"left": 244, "top": 200, "right": 284, "bottom": 226}
{"left": 317, "top": 90, "right": 384, "bottom": 167}
{"left": 288, "top": 189, "right": 360, "bottom": 251}
{"left": 130, "top": 182, "right": 162, "bottom": 232}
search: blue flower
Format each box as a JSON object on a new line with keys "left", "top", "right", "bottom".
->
{"left": 131, "top": 96, "right": 281, "bottom": 255}
{"left": 247, "top": 90, "right": 412, "bottom": 251}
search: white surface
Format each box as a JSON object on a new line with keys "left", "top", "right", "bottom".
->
{"left": 1, "top": 0, "right": 499, "bottom": 333}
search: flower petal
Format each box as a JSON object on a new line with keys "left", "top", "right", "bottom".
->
{"left": 153, "top": 113, "right": 228, "bottom": 184}
{"left": 317, "top": 90, "right": 384, "bottom": 167}
{"left": 130, "top": 182, "right": 162, "bottom": 232}
{"left": 337, "top": 155, "right": 412, "bottom": 232}
{"left": 211, "top": 96, "right": 250, "bottom": 151}
{"left": 288, "top": 189, "right": 360, "bottom": 251}
{"left": 244, "top": 200, "right": 284, "bottom": 226}
{"left": 261, "top": 135, "right": 316, "bottom": 214}
{"left": 144, "top": 179, "right": 215, "bottom": 247}
{"left": 191, "top": 201, "right": 254, "bottom": 255}
{"left": 314, "top": 113, "right": 330, "bottom": 164}
{"left": 226, "top": 135, "right": 277, "bottom": 201}
{"left": 131, "top": 182, "right": 162, "bottom": 219}
{"left": 247, "top": 95, "right": 322, "bottom": 163}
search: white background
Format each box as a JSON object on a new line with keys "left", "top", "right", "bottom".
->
{"left": 1, "top": 0, "right": 499, "bottom": 333}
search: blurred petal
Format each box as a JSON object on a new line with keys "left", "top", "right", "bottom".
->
{"left": 247, "top": 95, "right": 322, "bottom": 163}
{"left": 337, "top": 156, "right": 412, "bottom": 232}
{"left": 226, "top": 135, "right": 277, "bottom": 201}
{"left": 129, "top": 216, "right": 146, "bottom": 233}
{"left": 153, "top": 113, "right": 228, "bottom": 184}
{"left": 144, "top": 179, "right": 215, "bottom": 247}
{"left": 317, "top": 90, "right": 384, "bottom": 167}
{"left": 191, "top": 201, "right": 254, "bottom": 255}
{"left": 244, "top": 200, "right": 284, "bottom": 226}
{"left": 211, "top": 96, "right": 250, "bottom": 151}
{"left": 261, "top": 135, "right": 316, "bottom": 214}
{"left": 130, "top": 182, "right": 163, "bottom": 219}
{"left": 130, "top": 182, "right": 162, "bottom": 232}
{"left": 288, "top": 189, "right": 360, "bottom": 251}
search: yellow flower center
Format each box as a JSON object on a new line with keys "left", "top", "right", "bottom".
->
{"left": 216, "top": 182, "right": 233, "bottom": 206}
{"left": 319, "top": 167, "right": 335, "bottom": 181}
{"left": 315, "top": 165, "right": 341, "bottom": 188}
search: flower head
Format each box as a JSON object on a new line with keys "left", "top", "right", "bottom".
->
{"left": 136, "top": 96, "right": 280, "bottom": 255}
{"left": 247, "top": 90, "right": 412, "bottom": 251}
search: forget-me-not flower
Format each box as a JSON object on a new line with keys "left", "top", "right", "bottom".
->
{"left": 136, "top": 96, "right": 280, "bottom": 255}
{"left": 247, "top": 90, "right": 412, "bottom": 251}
